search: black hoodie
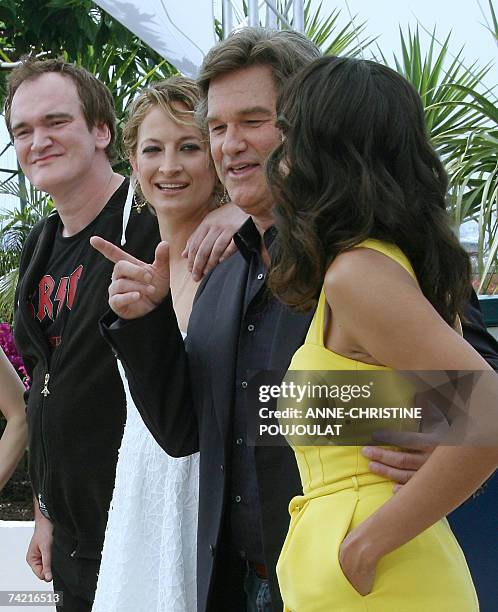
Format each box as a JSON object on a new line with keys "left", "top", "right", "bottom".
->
{"left": 14, "top": 179, "right": 160, "bottom": 557}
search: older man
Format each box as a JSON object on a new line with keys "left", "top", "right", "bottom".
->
{"left": 95, "top": 28, "right": 498, "bottom": 611}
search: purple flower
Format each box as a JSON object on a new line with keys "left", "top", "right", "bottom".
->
{"left": 0, "top": 322, "right": 31, "bottom": 389}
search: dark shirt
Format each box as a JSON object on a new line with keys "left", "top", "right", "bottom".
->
{"left": 15, "top": 180, "right": 161, "bottom": 553}
{"left": 32, "top": 220, "right": 97, "bottom": 351}
{"left": 229, "top": 219, "right": 279, "bottom": 564}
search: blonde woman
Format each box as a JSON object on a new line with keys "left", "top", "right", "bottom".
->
{"left": 0, "top": 347, "right": 27, "bottom": 493}
{"left": 92, "top": 78, "right": 225, "bottom": 612}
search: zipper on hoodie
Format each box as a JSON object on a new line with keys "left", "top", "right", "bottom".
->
{"left": 30, "top": 246, "right": 94, "bottom": 524}
{"left": 38, "top": 369, "right": 52, "bottom": 520}
{"left": 16, "top": 216, "right": 65, "bottom": 522}
{"left": 17, "top": 300, "right": 53, "bottom": 519}
{"left": 41, "top": 373, "right": 50, "bottom": 397}
{"left": 17, "top": 283, "right": 58, "bottom": 520}
{"left": 19, "top": 190, "right": 128, "bottom": 525}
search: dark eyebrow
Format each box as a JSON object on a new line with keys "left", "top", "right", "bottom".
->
{"left": 11, "top": 112, "right": 74, "bottom": 132}
{"left": 238, "top": 106, "right": 274, "bottom": 117}
{"left": 206, "top": 106, "right": 274, "bottom": 124}
{"left": 44, "top": 112, "right": 74, "bottom": 121}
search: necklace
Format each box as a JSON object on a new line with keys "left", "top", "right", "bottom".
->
{"left": 170, "top": 265, "right": 194, "bottom": 304}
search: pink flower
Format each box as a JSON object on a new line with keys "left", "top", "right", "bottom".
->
{"left": 0, "top": 322, "right": 31, "bottom": 389}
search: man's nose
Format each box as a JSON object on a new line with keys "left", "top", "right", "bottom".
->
{"left": 221, "top": 124, "right": 246, "bottom": 157}
{"left": 31, "top": 128, "right": 53, "bottom": 151}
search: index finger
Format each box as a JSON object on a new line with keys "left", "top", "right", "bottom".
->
{"left": 90, "top": 235, "right": 145, "bottom": 267}
{"left": 185, "top": 225, "right": 209, "bottom": 272}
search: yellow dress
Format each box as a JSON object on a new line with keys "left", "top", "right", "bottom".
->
{"left": 276, "top": 240, "right": 478, "bottom": 612}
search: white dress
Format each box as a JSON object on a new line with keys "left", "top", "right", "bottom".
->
{"left": 92, "top": 356, "right": 199, "bottom": 612}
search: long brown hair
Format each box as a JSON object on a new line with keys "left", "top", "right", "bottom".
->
{"left": 267, "top": 56, "right": 471, "bottom": 326}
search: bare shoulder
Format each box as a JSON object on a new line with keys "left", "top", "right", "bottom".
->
{"left": 324, "top": 246, "right": 419, "bottom": 311}
{"left": 323, "top": 247, "right": 434, "bottom": 368}
{"left": 323, "top": 246, "right": 487, "bottom": 370}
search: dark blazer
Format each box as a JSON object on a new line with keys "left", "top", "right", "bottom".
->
{"left": 102, "top": 246, "right": 312, "bottom": 610}
{"left": 101, "top": 241, "right": 498, "bottom": 612}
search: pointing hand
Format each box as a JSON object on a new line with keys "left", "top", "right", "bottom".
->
{"left": 90, "top": 236, "right": 170, "bottom": 320}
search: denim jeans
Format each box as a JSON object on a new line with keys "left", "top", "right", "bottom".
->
{"left": 244, "top": 564, "right": 272, "bottom": 612}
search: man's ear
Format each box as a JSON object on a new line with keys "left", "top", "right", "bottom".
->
{"left": 94, "top": 123, "right": 112, "bottom": 150}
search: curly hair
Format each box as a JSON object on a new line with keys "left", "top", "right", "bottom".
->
{"left": 267, "top": 56, "right": 471, "bottom": 326}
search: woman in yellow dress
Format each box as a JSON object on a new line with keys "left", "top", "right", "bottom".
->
{"left": 266, "top": 56, "right": 498, "bottom": 611}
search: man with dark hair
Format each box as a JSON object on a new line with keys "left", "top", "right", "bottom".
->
{"left": 96, "top": 27, "right": 498, "bottom": 611}
{"left": 7, "top": 57, "right": 243, "bottom": 611}
{"left": 5, "top": 57, "right": 118, "bottom": 162}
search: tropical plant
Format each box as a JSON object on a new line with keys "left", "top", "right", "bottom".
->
{"left": 303, "top": 1, "right": 373, "bottom": 57}
{"left": 446, "top": 89, "right": 498, "bottom": 293}
{"left": 0, "top": 0, "right": 176, "bottom": 95}
{"left": 214, "top": 1, "right": 374, "bottom": 56}
{"left": 0, "top": 180, "right": 53, "bottom": 322}
{"left": 378, "top": 26, "right": 498, "bottom": 292}
{"left": 379, "top": 28, "right": 490, "bottom": 159}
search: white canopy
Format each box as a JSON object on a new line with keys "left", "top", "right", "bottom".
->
{"left": 92, "top": 0, "right": 216, "bottom": 77}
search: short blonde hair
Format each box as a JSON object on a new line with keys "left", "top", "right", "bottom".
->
{"left": 123, "top": 76, "right": 206, "bottom": 158}
{"left": 123, "top": 76, "right": 222, "bottom": 207}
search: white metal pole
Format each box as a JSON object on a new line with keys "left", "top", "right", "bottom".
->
{"left": 266, "top": 0, "right": 278, "bottom": 28}
{"left": 222, "top": 0, "right": 233, "bottom": 38}
{"left": 293, "top": 0, "right": 304, "bottom": 32}
{"left": 248, "top": 0, "right": 259, "bottom": 27}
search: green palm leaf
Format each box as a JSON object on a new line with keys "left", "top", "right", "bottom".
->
{"left": 304, "top": 1, "right": 374, "bottom": 57}
{"left": 387, "top": 26, "right": 498, "bottom": 292}
{"left": 0, "top": 181, "right": 53, "bottom": 320}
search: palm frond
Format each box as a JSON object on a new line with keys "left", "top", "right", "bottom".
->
{"left": 0, "top": 182, "right": 53, "bottom": 315}
{"left": 304, "top": 1, "right": 374, "bottom": 57}
{"left": 482, "top": 0, "right": 498, "bottom": 45}
{"left": 0, "top": 268, "right": 19, "bottom": 323}
{"left": 387, "top": 26, "right": 498, "bottom": 292}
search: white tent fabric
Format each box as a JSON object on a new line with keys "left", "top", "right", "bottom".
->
{"left": 93, "top": 0, "right": 216, "bottom": 77}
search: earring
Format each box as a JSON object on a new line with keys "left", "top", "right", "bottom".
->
{"left": 133, "top": 191, "right": 147, "bottom": 214}
{"left": 218, "top": 187, "right": 230, "bottom": 206}
{"left": 131, "top": 177, "right": 148, "bottom": 214}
